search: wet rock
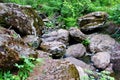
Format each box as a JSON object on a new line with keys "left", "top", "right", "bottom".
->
{"left": 27, "top": 59, "right": 80, "bottom": 80}
{"left": 65, "top": 57, "right": 95, "bottom": 71}
{"left": 91, "top": 52, "right": 110, "bottom": 69}
{"left": 23, "top": 35, "right": 41, "bottom": 49}
{"left": 66, "top": 44, "right": 86, "bottom": 58}
{"left": 40, "top": 41, "right": 66, "bottom": 58}
{"left": 69, "top": 27, "right": 87, "bottom": 42}
{"left": 88, "top": 34, "right": 117, "bottom": 53}
{"left": 0, "top": 3, "right": 44, "bottom": 36}
{"left": 42, "top": 29, "right": 69, "bottom": 45}
{"left": 78, "top": 11, "right": 108, "bottom": 32}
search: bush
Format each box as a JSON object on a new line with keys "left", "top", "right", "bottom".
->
{"left": 3, "top": 0, "right": 120, "bottom": 28}
{"left": 0, "top": 56, "right": 43, "bottom": 80}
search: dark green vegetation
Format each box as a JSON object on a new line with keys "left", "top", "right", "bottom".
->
{"left": 3, "top": 0, "right": 120, "bottom": 28}
{"left": 0, "top": 56, "right": 43, "bottom": 80}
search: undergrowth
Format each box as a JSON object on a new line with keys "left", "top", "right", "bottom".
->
{"left": 0, "top": 56, "right": 43, "bottom": 80}
{"left": 81, "top": 70, "right": 115, "bottom": 80}
{"left": 4, "top": 0, "right": 120, "bottom": 29}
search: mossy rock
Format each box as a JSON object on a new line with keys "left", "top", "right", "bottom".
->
{"left": 0, "top": 3, "right": 44, "bottom": 36}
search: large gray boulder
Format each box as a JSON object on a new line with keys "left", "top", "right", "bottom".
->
{"left": 78, "top": 11, "right": 108, "bottom": 32}
{"left": 27, "top": 59, "right": 80, "bottom": 80}
{"left": 0, "top": 27, "right": 38, "bottom": 69}
{"left": 40, "top": 41, "right": 66, "bottom": 58}
{"left": 69, "top": 27, "right": 87, "bottom": 42}
{"left": 110, "top": 44, "right": 120, "bottom": 73}
{"left": 0, "top": 3, "right": 44, "bottom": 36}
{"left": 23, "top": 35, "right": 41, "bottom": 49}
{"left": 42, "top": 29, "right": 69, "bottom": 45}
{"left": 88, "top": 34, "right": 117, "bottom": 53}
{"left": 91, "top": 52, "right": 111, "bottom": 69}
{"left": 66, "top": 44, "right": 86, "bottom": 58}
{"left": 65, "top": 57, "right": 95, "bottom": 71}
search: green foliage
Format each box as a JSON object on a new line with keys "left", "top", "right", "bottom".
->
{"left": 97, "top": 71, "right": 115, "bottom": 80}
{"left": 82, "top": 39, "right": 90, "bottom": 46}
{"left": 0, "top": 56, "right": 43, "bottom": 80}
{"left": 109, "top": 4, "right": 120, "bottom": 24}
{"left": 0, "top": 71, "right": 20, "bottom": 80}
{"left": 83, "top": 70, "right": 115, "bottom": 80}
{"left": 4, "top": 0, "right": 120, "bottom": 28}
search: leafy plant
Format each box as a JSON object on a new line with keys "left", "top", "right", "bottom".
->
{"left": 109, "top": 4, "right": 120, "bottom": 24}
{"left": 15, "top": 56, "right": 43, "bottom": 80}
{"left": 82, "top": 39, "right": 90, "bottom": 46}
{"left": 4, "top": 0, "right": 120, "bottom": 28}
{"left": 82, "top": 70, "right": 115, "bottom": 80}
{"left": 0, "top": 56, "right": 43, "bottom": 80}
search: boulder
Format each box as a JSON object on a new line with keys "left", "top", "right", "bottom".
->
{"left": 91, "top": 52, "right": 111, "bottom": 69}
{"left": 0, "top": 3, "right": 44, "bottom": 36}
{"left": 0, "top": 27, "right": 38, "bottom": 69}
{"left": 105, "top": 63, "right": 113, "bottom": 73}
{"left": 27, "top": 59, "right": 80, "bottom": 80}
{"left": 110, "top": 44, "right": 120, "bottom": 73}
{"left": 76, "top": 66, "right": 89, "bottom": 80}
{"left": 42, "top": 29, "right": 69, "bottom": 45}
{"left": 7, "top": 39, "right": 38, "bottom": 58}
{"left": 40, "top": 41, "right": 66, "bottom": 58}
{"left": 23, "top": 35, "right": 41, "bottom": 49}
{"left": 0, "top": 45, "right": 20, "bottom": 69}
{"left": 111, "top": 52, "right": 120, "bottom": 73}
{"left": 36, "top": 50, "right": 51, "bottom": 59}
{"left": 88, "top": 34, "right": 117, "bottom": 53}
{"left": 69, "top": 27, "right": 87, "bottom": 42}
{"left": 78, "top": 11, "right": 108, "bottom": 32}
{"left": 0, "top": 27, "right": 21, "bottom": 46}
{"left": 66, "top": 44, "right": 86, "bottom": 58}
{"left": 65, "top": 57, "right": 95, "bottom": 71}
{"left": 0, "top": 39, "right": 38, "bottom": 69}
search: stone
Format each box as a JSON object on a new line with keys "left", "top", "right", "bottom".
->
{"left": 0, "top": 27, "right": 38, "bottom": 69}
{"left": 0, "top": 27, "right": 21, "bottom": 46}
{"left": 57, "top": 29, "right": 69, "bottom": 45}
{"left": 40, "top": 41, "right": 66, "bottom": 58}
{"left": 0, "top": 3, "right": 44, "bottom": 36}
{"left": 36, "top": 50, "right": 51, "bottom": 59}
{"left": 42, "top": 29, "right": 69, "bottom": 45}
{"left": 65, "top": 57, "right": 95, "bottom": 71}
{"left": 23, "top": 35, "right": 41, "bottom": 49}
{"left": 110, "top": 44, "right": 120, "bottom": 73}
{"left": 27, "top": 59, "right": 80, "bottom": 80}
{"left": 0, "top": 45, "right": 20, "bottom": 69}
{"left": 78, "top": 11, "right": 108, "bottom": 31}
{"left": 88, "top": 34, "right": 117, "bottom": 53}
{"left": 76, "top": 66, "right": 89, "bottom": 80}
{"left": 66, "top": 44, "right": 86, "bottom": 58}
{"left": 91, "top": 52, "right": 111, "bottom": 69}
{"left": 69, "top": 27, "right": 87, "bottom": 42}
{"left": 105, "top": 63, "right": 113, "bottom": 73}
{"left": 0, "top": 39, "right": 38, "bottom": 69}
